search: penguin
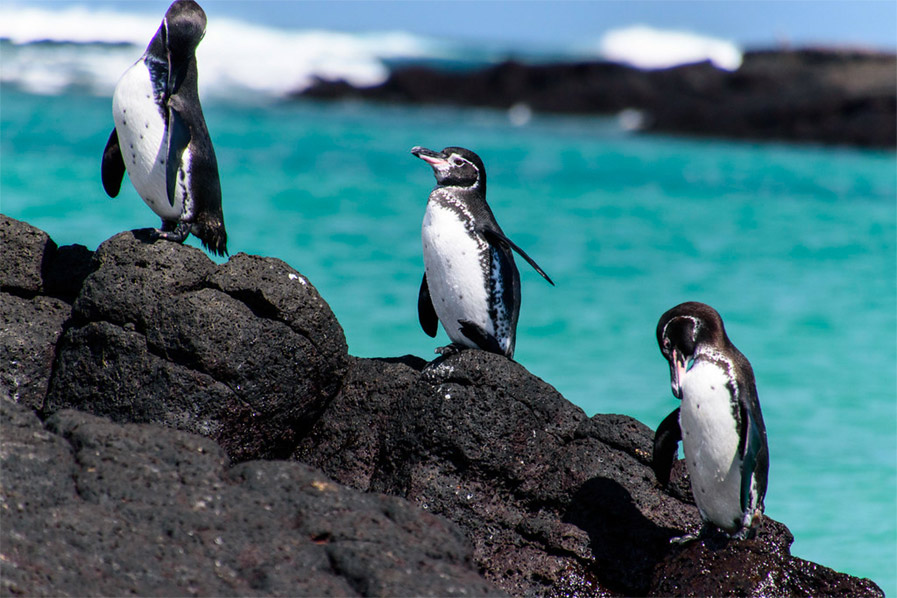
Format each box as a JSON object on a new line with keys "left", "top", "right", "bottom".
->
{"left": 411, "top": 146, "right": 553, "bottom": 359}
{"left": 101, "top": 0, "right": 227, "bottom": 256}
{"left": 653, "top": 301, "right": 769, "bottom": 542}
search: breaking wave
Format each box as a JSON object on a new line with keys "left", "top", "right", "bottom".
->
{"left": 0, "top": 4, "right": 450, "bottom": 98}
{"left": 0, "top": 5, "right": 745, "bottom": 99}
{"left": 592, "top": 25, "right": 743, "bottom": 71}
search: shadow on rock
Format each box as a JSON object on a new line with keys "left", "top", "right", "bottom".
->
{"left": 564, "top": 476, "right": 679, "bottom": 595}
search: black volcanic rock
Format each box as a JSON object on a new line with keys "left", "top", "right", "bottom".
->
{"left": 0, "top": 216, "right": 884, "bottom": 597}
{"left": 0, "top": 217, "right": 93, "bottom": 411}
{"left": 290, "top": 351, "right": 884, "bottom": 597}
{"left": 300, "top": 49, "right": 897, "bottom": 147}
{"left": 0, "top": 394, "right": 502, "bottom": 597}
{"left": 42, "top": 226, "right": 349, "bottom": 462}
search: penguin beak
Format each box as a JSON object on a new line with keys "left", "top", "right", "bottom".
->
{"left": 411, "top": 146, "right": 448, "bottom": 167}
{"left": 669, "top": 348, "right": 688, "bottom": 400}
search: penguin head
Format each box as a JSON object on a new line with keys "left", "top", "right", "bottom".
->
{"left": 656, "top": 301, "right": 727, "bottom": 398}
{"left": 411, "top": 146, "right": 486, "bottom": 192}
{"left": 161, "top": 0, "right": 207, "bottom": 86}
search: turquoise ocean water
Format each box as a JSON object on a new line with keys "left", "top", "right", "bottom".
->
{"left": 2, "top": 87, "right": 895, "bottom": 594}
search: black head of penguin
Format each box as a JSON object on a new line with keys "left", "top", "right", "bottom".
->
{"left": 656, "top": 301, "right": 729, "bottom": 363}
{"left": 159, "top": 1, "right": 206, "bottom": 91}
{"left": 164, "top": 1, "right": 207, "bottom": 57}
{"left": 411, "top": 146, "right": 486, "bottom": 193}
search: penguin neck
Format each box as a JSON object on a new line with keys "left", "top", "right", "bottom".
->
{"left": 431, "top": 184, "right": 495, "bottom": 222}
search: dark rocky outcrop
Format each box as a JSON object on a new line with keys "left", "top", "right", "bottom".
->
{"left": 42, "top": 227, "right": 349, "bottom": 462}
{"left": 1, "top": 395, "right": 500, "bottom": 597}
{"left": 0, "top": 214, "right": 885, "bottom": 597}
{"left": 299, "top": 49, "right": 897, "bottom": 148}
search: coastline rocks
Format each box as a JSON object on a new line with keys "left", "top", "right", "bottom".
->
{"left": 0, "top": 394, "right": 502, "bottom": 597}
{"left": 299, "top": 49, "right": 897, "bottom": 148}
{"left": 0, "top": 215, "right": 885, "bottom": 597}
{"left": 295, "top": 351, "right": 883, "bottom": 597}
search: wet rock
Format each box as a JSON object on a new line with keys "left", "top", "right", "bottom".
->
{"left": 0, "top": 395, "right": 502, "bottom": 597}
{"left": 297, "top": 350, "right": 883, "bottom": 597}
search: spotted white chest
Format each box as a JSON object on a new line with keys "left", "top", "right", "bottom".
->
{"left": 421, "top": 201, "right": 492, "bottom": 348}
{"left": 679, "top": 358, "right": 745, "bottom": 532}
{"left": 111, "top": 60, "right": 188, "bottom": 221}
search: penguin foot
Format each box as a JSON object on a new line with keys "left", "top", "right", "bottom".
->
{"left": 670, "top": 523, "right": 713, "bottom": 544}
{"left": 435, "top": 343, "right": 467, "bottom": 357}
{"left": 151, "top": 221, "right": 190, "bottom": 243}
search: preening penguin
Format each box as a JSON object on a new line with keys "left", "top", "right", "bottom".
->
{"left": 101, "top": 0, "right": 227, "bottom": 256}
{"left": 654, "top": 301, "right": 769, "bottom": 542}
{"left": 412, "top": 146, "right": 553, "bottom": 359}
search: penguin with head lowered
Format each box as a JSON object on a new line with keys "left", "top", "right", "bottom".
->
{"left": 411, "top": 146, "right": 553, "bottom": 359}
{"left": 653, "top": 301, "right": 769, "bottom": 542}
{"left": 101, "top": 0, "right": 227, "bottom": 256}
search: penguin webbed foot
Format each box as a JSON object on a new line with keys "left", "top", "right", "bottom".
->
{"left": 152, "top": 221, "right": 190, "bottom": 243}
{"left": 435, "top": 343, "right": 467, "bottom": 357}
{"left": 669, "top": 522, "right": 715, "bottom": 545}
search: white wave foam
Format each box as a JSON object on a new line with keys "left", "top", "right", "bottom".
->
{"left": 594, "top": 25, "right": 743, "bottom": 71}
{"left": 0, "top": 4, "right": 446, "bottom": 97}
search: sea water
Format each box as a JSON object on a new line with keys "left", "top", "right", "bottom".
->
{"left": 2, "top": 85, "right": 895, "bottom": 594}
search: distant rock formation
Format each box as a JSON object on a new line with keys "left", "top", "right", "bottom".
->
{"left": 1, "top": 214, "right": 885, "bottom": 597}
{"left": 298, "top": 49, "right": 897, "bottom": 148}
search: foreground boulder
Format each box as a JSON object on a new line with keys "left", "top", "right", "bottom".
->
{"left": 0, "top": 215, "right": 884, "bottom": 597}
{"left": 41, "top": 228, "right": 349, "bottom": 461}
{"left": 0, "top": 394, "right": 501, "bottom": 596}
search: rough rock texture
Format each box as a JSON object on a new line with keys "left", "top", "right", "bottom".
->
{"left": 295, "top": 352, "right": 883, "bottom": 597}
{"left": 299, "top": 49, "right": 897, "bottom": 148}
{"left": 0, "top": 394, "right": 502, "bottom": 597}
{"left": 0, "top": 217, "right": 92, "bottom": 411}
{"left": 41, "top": 226, "right": 349, "bottom": 462}
{"left": 1, "top": 215, "right": 885, "bottom": 597}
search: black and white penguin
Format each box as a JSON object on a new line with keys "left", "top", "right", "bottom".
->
{"left": 411, "top": 146, "right": 553, "bottom": 359}
{"left": 653, "top": 301, "right": 769, "bottom": 542}
{"left": 101, "top": 0, "right": 227, "bottom": 256}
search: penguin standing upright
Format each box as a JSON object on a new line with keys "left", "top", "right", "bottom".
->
{"left": 411, "top": 146, "right": 553, "bottom": 359}
{"left": 101, "top": 0, "right": 227, "bottom": 256}
{"left": 653, "top": 301, "right": 769, "bottom": 542}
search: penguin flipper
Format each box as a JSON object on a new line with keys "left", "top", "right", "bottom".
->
{"left": 101, "top": 128, "right": 126, "bottom": 198}
{"left": 418, "top": 273, "right": 439, "bottom": 338}
{"left": 652, "top": 407, "right": 682, "bottom": 487}
{"left": 458, "top": 320, "right": 505, "bottom": 356}
{"left": 480, "top": 227, "right": 554, "bottom": 286}
{"left": 738, "top": 400, "right": 768, "bottom": 513}
{"left": 166, "top": 105, "right": 192, "bottom": 207}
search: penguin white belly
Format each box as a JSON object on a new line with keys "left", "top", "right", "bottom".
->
{"left": 680, "top": 360, "right": 744, "bottom": 531}
{"left": 422, "top": 202, "right": 491, "bottom": 347}
{"left": 112, "top": 62, "right": 184, "bottom": 221}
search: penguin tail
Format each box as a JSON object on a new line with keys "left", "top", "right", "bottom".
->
{"left": 193, "top": 218, "right": 228, "bottom": 257}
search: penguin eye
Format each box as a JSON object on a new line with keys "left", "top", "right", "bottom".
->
{"left": 452, "top": 157, "right": 465, "bottom": 167}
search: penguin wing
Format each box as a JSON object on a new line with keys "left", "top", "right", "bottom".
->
{"left": 166, "top": 101, "right": 192, "bottom": 207}
{"left": 480, "top": 227, "right": 554, "bottom": 286}
{"left": 418, "top": 273, "right": 439, "bottom": 338}
{"left": 458, "top": 320, "right": 505, "bottom": 355}
{"left": 738, "top": 393, "right": 769, "bottom": 513}
{"left": 652, "top": 407, "right": 682, "bottom": 487}
{"left": 101, "top": 128, "right": 126, "bottom": 198}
